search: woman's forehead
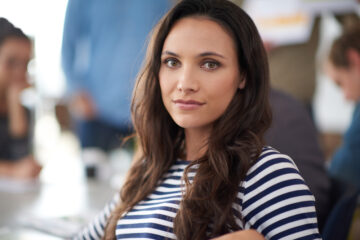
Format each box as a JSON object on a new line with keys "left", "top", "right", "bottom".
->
{"left": 163, "top": 17, "right": 237, "bottom": 57}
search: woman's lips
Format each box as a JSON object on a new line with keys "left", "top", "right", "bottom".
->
{"left": 173, "top": 99, "right": 205, "bottom": 110}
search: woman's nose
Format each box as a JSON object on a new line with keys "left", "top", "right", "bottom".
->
{"left": 176, "top": 65, "right": 199, "bottom": 93}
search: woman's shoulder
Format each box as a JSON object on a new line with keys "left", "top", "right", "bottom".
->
{"left": 240, "top": 146, "right": 309, "bottom": 197}
{"left": 235, "top": 147, "right": 320, "bottom": 239}
{"left": 246, "top": 146, "right": 300, "bottom": 179}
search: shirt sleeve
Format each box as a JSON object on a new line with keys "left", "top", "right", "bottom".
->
{"left": 235, "top": 147, "right": 322, "bottom": 240}
{"left": 73, "top": 193, "right": 120, "bottom": 240}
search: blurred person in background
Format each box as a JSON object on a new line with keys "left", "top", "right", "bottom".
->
{"left": 325, "top": 23, "right": 360, "bottom": 189}
{"left": 61, "top": 0, "right": 172, "bottom": 171}
{"left": 0, "top": 17, "right": 41, "bottom": 180}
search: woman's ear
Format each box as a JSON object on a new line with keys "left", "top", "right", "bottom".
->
{"left": 239, "top": 77, "right": 246, "bottom": 89}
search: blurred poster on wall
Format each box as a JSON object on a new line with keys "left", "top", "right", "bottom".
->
{"left": 243, "top": 0, "right": 315, "bottom": 46}
{"left": 302, "top": 0, "right": 359, "bottom": 15}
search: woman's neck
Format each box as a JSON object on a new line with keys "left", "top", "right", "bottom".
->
{"left": 184, "top": 127, "right": 210, "bottom": 161}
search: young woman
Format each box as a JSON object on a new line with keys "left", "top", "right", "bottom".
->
{"left": 0, "top": 17, "right": 41, "bottom": 179}
{"left": 75, "top": 0, "right": 321, "bottom": 239}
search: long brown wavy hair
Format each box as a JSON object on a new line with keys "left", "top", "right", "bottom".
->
{"left": 104, "top": 0, "right": 271, "bottom": 239}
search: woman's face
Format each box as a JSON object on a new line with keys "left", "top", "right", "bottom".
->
{"left": 159, "top": 17, "right": 244, "bottom": 133}
{"left": 0, "top": 38, "right": 31, "bottom": 90}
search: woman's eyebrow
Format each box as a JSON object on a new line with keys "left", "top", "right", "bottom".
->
{"left": 162, "top": 50, "right": 225, "bottom": 59}
{"left": 162, "top": 50, "right": 179, "bottom": 57}
{"left": 198, "top": 51, "right": 225, "bottom": 59}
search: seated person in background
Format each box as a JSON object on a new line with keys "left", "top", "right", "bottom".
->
{"left": 325, "top": 24, "right": 360, "bottom": 189}
{"left": 0, "top": 18, "right": 41, "bottom": 179}
{"left": 74, "top": 0, "right": 321, "bottom": 239}
{"left": 265, "top": 88, "right": 331, "bottom": 230}
{"left": 61, "top": 0, "right": 171, "bottom": 153}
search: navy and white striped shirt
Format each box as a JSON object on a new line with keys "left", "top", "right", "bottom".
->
{"left": 74, "top": 147, "right": 321, "bottom": 239}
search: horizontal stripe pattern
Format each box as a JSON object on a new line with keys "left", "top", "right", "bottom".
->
{"left": 73, "top": 147, "right": 321, "bottom": 239}
{"left": 115, "top": 161, "right": 188, "bottom": 239}
{"left": 237, "top": 147, "right": 321, "bottom": 239}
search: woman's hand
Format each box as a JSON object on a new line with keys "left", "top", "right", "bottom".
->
{"left": 70, "top": 91, "right": 97, "bottom": 120}
{"left": 211, "top": 229, "right": 265, "bottom": 240}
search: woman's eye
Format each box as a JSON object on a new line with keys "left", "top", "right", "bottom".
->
{"left": 164, "top": 58, "right": 180, "bottom": 68}
{"left": 202, "top": 61, "right": 219, "bottom": 70}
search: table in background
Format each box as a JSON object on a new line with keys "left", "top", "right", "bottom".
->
{"left": 0, "top": 178, "right": 115, "bottom": 240}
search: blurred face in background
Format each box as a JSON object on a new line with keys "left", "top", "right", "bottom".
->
{"left": 0, "top": 38, "right": 31, "bottom": 91}
{"left": 326, "top": 49, "right": 360, "bottom": 102}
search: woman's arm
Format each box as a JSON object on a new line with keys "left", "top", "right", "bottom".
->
{"left": 212, "top": 229, "right": 265, "bottom": 240}
{"left": 237, "top": 148, "right": 321, "bottom": 239}
{"left": 73, "top": 193, "right": 120, "bottom": 240}
{"left": 6, "top": 80, "right": 29, "bottom": 137}
{"left": 0, "top": 155, "right": 41, "bottom": 179}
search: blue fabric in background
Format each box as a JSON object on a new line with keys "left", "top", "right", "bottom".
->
{"left": 329, "top": 102, "right": 360, "bottom": 189}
